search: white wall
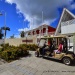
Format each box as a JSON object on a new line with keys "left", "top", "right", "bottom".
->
{"left": 61, "top": 24, "right": 75, "bottom": 34}
{"left": 5, "top": 36, "right": 37, "bottom": 46}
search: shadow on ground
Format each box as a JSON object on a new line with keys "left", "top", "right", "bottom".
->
{"left": 43, "top": 57, "right": 61, "bottom": 63}
{"left": 28, "top": 54, "right": 32, "bottom": 57}
{"left": 43, "top": 57, "right": 75, "bottom": 66}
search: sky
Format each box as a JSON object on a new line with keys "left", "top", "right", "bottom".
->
{"left": 0, "top": 0, "right": 75, "bottom": 38}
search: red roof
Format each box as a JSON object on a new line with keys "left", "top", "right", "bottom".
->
{"left": 25, "top": 24, "right": 56, "bottom": 33}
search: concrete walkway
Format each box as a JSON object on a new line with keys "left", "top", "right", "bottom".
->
{"left": 0, "top": 51, "right": 75, "bottom": 75}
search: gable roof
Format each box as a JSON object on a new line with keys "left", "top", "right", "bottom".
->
{"left": 24, "top": 24, "right": 56, "bottom": 33}
{"left": 55, "top": 8, "right": 75, "bottom": 35}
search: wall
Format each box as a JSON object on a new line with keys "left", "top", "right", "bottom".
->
{"left": 5, "top": 35, "right": 37, "bottom": 46}
{"left": 61, "top": 24, "right": 75, "bottom": 34}
{"left": 0, "top": 39, "right": 4, "bottom": 44}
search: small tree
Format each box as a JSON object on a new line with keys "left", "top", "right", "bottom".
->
{"left": 20, "top": 31, "right": 25, "bottom": 38}
{"left": 1, "top": 27, "right": 10, "bottom": 38}
{"left": 0, "top": 29, "right": 3, "bottom": 39}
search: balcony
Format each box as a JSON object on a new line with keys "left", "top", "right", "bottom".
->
{"left": 61, "top": 19, "right": 75, "bottom": 34}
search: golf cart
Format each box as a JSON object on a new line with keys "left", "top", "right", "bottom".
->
{"left": 35, "top": 35, "right": 75, "bottom": 65}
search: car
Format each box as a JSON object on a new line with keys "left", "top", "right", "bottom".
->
{"left": 35, "top": 35, "right": 75, "bottom": 65}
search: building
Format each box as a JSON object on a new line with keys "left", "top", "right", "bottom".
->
{"left": 3, "top": 24, "right": 56, "bottom": 46}
{"left": 24, "top": 24, "right": 56, "bottom": 37}
{"left": 55, "top": 8, "right": 75, "bottom": 50}
{"left": 55, "top": 8, "right": 75, "bottom": 36}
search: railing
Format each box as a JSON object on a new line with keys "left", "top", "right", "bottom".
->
{"left": 61, "top": 19, "right": 75, "bottom": 26}
{"left": 36, "top": 32, "right": 55, "bottom": 36}
{"left": 27, "top": 32, "right": 55, "bottom": 37}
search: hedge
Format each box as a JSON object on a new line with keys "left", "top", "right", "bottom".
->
{"left": 0, "top": 43, "right": 38, "bottom": 62}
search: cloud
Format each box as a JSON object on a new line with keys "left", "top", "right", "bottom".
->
{"left": 18, "top": 28, "right": 30, "bottom": 32}
{"left": 5, "top": 0, "right": 74, "bottom": 31}
{"left": 5, "top": 0, "right": 13, "bottom": 4}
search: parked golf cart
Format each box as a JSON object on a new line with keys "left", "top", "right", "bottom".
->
{"left": 35, "top": 35, "right": 75, "bottom": 65}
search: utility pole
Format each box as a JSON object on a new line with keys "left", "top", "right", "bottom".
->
{"left": 0, "top": 11, "right": 6, "bottom": 50}
{"left": 4, "top": 12, "right": 6, "bottom": 45}
{"left": 42, "top": 11, "right": 43, "bottom": 36}
{"left": 25, "top": 20, "right": 27, "bottom": 44}
{"left": 42, "top": 11, "right": 43, "bottom": 23}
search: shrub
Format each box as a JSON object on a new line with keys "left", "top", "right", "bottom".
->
{"left": 28, "top": 44, "right": 38, "bottom": 51}
{"left": 0, "top": 43, "right": 38, "bottom": 62}
{"left": 0, "top": 43, "right": 9, "bottom": 47}
{"left": 1, "top": 51, "right": 9, "bottom": 61}
{"left": 0, "top": 45, "right": 29, "bottom": 62}
{"left": 17, "top": 46, "right": 29, "bottom": 57}
{"left": 19, "top": 44, "right": 38, "bottom": 51}
{"left": 1, "top": 49, "right": 18, "bottom": 61}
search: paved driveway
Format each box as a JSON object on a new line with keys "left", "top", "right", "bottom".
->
{"left": 0, "top": 51, "right": 75, "bottom": 75}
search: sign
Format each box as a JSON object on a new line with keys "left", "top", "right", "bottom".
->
{"left": 22, "top": 40, "right": 33, "bottom": 42}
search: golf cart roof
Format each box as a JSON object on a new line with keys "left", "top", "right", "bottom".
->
{"left": 39, "top": 35, "right": 67, "bottom": 39}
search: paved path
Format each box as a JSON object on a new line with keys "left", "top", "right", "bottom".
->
{"left": 0, "top": 51, "right": 75, "bottom": 75}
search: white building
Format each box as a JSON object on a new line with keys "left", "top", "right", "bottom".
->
{"left": 55, "top": 8, "right": 75, "bottom": 36}
{"left": 55, "top": 8, "right": 75, "bottom": 51}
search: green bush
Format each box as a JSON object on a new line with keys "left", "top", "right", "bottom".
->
{"left": 0, "top": 45, "right": 29, "bottom": 62}
{"left": 29, "top": 44, "right": 38, "bottom": 51}
{"left": 0, "top": 43, "right": 9, "bottom": 47}
{"left": 0, "top": 43, "right": 38, "bottom": 62}
{"left": 1, "top": 50, "right": 18, "bottom": 61}
{"left": 19, "top": 44, "right": 38, "bottom": 51}
{"left": 17, "top": 46, "right": 29, "bottom": 57}
{"left": 1, "top": 50, "right": 9, "bottom": 61}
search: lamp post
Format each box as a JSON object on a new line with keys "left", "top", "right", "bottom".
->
{"left": 24, "top": 21, "right": 27, "bottom": 44}
{"left": 42, "top": 11, "right": 43, "bottom": 36}
{"left": 4, "top": 12, "right": 6, "bottom": 47}
{"left": 0, "top": 11, "right": 6, "bottom": 48}
{"left": 0, "top": 12, "right": 3, "bottom": 39}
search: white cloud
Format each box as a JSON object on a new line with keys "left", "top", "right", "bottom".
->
{"left": 18, "top": 28, "right": 24, "bottom": 32}
{"left": 5, "top": 0, "right": 74, "bottom": 31}
{"left": 5, "top": 0, "right": 14, "bottom": 4}
{"left": 18, "top": 28, "right": 30, "bottom": 32}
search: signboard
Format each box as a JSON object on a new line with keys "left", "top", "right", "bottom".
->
{"left": 22, "top": 40, "right": 33, "bottom": 42}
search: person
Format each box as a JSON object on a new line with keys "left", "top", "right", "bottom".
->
{"left": 40, "top": 41, "right": 47, "bottom": 55}
{"left": 50, "top": 40, "right": 56, "bottom": 53}
{"left": 54, "top": 40, "right": 63, "bottom": 54}
{"left": 43, "top": 42, "right": 50, "bottom": 56}
{"left": 62, "top": 38, "right": 67, "bottom": 53}
{"left": 43, "top": 40, "right": 56, "bottom": 56}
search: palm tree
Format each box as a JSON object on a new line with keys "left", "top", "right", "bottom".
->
{"left": 0, "top": 28, "right": 3, "bottom": 39}
{"left": 1, "top": 27, "right": 10, "bottom": 38}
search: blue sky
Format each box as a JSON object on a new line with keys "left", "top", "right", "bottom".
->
{"left": 0, "top": 0, "right": 75, "bottom": 38}
{"left": 0, "top": 0, "right": 24, "bottom": 38}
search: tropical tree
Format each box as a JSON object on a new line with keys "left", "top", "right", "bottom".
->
{"left": 1, "top": 27, "right": 10, "bottom": 38}
{"left": 0, "top": 28, "right": 3, "bottom": 39}
{"left": 20, "top": 31, "right": 25, "bottom": 38}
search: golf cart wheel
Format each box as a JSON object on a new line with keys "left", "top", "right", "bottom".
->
{"left": 35, "top": 51, "right": 39, "bottom": 57}
{"left": 63, "top": 57, "right": 72, "bottom": 65}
